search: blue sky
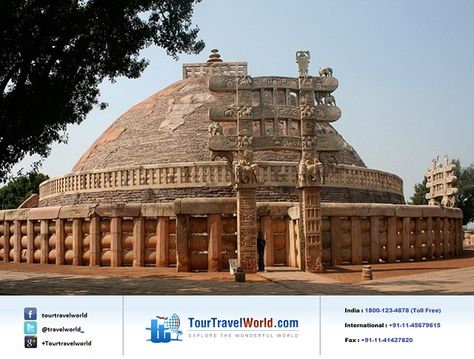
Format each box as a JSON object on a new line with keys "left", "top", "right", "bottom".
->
{"left": 17, "top": 0, "right": 474, "bottom": 200}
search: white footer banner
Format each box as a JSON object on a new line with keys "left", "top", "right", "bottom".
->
{"left": 0, "top": 296, "right": 472, "bottom": 358}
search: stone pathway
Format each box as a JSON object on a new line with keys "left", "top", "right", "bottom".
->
{"left": 1, "top": 264, "right": 473, "bottom": 295}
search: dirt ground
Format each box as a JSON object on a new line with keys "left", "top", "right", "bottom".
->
{"left": 324, "top": 247, "right": 474, "bottom": 283}
{"left": 1, "top": 247, "right": 473, "bottom": 284}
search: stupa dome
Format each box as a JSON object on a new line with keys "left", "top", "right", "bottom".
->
{"left": 39, "top": 51, "right": 404, "bottom": 206}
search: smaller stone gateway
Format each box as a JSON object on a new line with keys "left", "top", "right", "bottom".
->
{"left": 425, "top": 155, "right": 458, "bottom": 207}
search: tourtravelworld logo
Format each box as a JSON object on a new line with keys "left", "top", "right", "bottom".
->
{"left": 146, "top": 313, "right": 183, "bottom": 343}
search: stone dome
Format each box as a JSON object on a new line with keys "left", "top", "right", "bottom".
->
{"left": 72, "top": 76, "right": 364, "bottom": 172}
{"left": 39, "top": 54, "right": 404, "bottom": 206}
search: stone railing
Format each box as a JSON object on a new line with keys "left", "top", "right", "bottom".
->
{"left": 0, "top": 200, "right": 291, "bottom": 271}
{"left": 39, "top": 162, "right": 403, "bottom": 200}
{"left": 0, "top": 200, "right": 463, "bottom": 272}
{"left": 288, "top": 203, "right": 464, "bottom": 266}
{"left": 182, "top": 61, "right": 248, "bottom": 80}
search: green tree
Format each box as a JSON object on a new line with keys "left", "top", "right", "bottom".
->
{"left": 0, "top": 0, "right": 204, "bottom": 181}
{"left": 0, "top": 172, "right": 49, "bottom": 209}
{"left": 410, "top": 177, "right": 429, "bottom": 205}
{"left": 453, "top": 160, "right": 474, "bottom": 226}
{"left": 410, "top": 159, "right": 474, "bottom": 225}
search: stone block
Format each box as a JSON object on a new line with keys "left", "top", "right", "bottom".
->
{"left": 321, "top": 203, "right": 357, "bottom": 217}
{"left": 60, "top": 205, "right": 97, "bottom": 219}
{"left": 257, "top": 202, "right": 295, "bottom": 216}
{"left": 15, "top": 209, "right": 31, "bottom": 221}
{"left": 395, "top": 205, "right": 422, "bottom": 218}
{"left": 174, "top": 199, "right": 182, "bottom": 215}
{"left": 95, "top": 203, "right": 141, "bottom": 218}
{"left": 355, "top": 204, "right": 396, "bottom": 217}
{"left": 177, "top": 198, "right": 236, "bottom": 215}
{"left": 445, "top": 208, "right": 463, "bottom": 219}
{"left": 141, "top": 203, "right": 174, "bottom": 217}
{"left": 421, "top": 206, "right": 443, "bottom": 217}
{"left": 0, "top": 210, "right": 5, "bottom": 221}
{"left": 4, "top": 210, "right": 17, "bottom": 221}
{"left": 29, "top": 206, "right": 61, "bottom": 220}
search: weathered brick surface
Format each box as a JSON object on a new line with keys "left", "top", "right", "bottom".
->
{"left": 72, "top": 76, "right": 365, "bottom": 173}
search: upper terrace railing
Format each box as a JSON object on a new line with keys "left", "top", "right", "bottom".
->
{"left": 39, "top": 162, "right": 403, "bottom": 200}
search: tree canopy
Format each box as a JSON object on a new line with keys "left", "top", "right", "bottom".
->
{"left": 0, "top": 0, "right": 204, "bottom": 182}
{"left": 0, "top": 171, "right": 49, "bottom": 209}
{"left": 410, "top": 159, "right": 474, "bottom": 225}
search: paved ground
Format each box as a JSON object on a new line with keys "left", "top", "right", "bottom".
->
{"left": 1, "top": 249, "right": 473, "bottom": 295}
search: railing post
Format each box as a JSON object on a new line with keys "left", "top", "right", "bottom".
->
{"left": 426, "top": 217, "right": 433, "bottom": 260}
{"left": 369, "top": 216, "right": 380, "bottom": 263}
{"left": 443, "top": 217, "right": 450, "bottom": 257}
{"left": 40, "top": 220, "right": 49, "bottom": 264}
{"left": 415, "top": 218, "right": 423, "bottom": 261}
{"left": 176, "top": 214, "right": 190, "bottom": 272}
{"left": 207, "top": 214, "right": 223, "bottom": 272}
{"left": 111, "top": 217, "right": 122, "bottom": 267}
{"left": 89, "top": 216, "right": 101, "bottom": 266}
{"left": 401, "top": 217, "right": 411, "bottom": 261}
{"left": 387, "top": 217, "right": 397, "bottom": 262}
{"left": 133, "top": 217, "right": 145, "bottom": 267}
{"left": 350, "top": 217, "right": 362, "bottom": 264}
{"left": 157, "top": 217, "right": 170, "bottom": 267}
{"left": 13, "top": 220, "right": 21, "bottom": 263}
{"left": 330, "top": 216, "right": 341, "bottom": 265}
{"left": 72, "top": 219, "right": 82, "bottom": 266}
{"left": 262, "top": 215, "right": 274, "bottom": 267}
{"left": 458, "top": 219, "right": 464, "bottom": 254}
{"left": 55, "top": 219, "right": 65, "bottom": 265}
{"left": 435, "top": 218, "right": 442, "bottom": 258}
{"left": 3, "top": 220, "right": 10, "bottom": 263}
{"left": 26, "top": 220, "right": 35, "bottom": 263}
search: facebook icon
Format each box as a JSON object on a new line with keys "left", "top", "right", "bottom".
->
{"left": 24, "top": 308, "right": 37, "bottom": 321}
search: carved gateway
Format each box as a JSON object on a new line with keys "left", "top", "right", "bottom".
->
{"left": 426, "top": 155, "right": 458, "bottom": 207}
{"left": 208, "top": 51, "right": 343, "bottom": 273}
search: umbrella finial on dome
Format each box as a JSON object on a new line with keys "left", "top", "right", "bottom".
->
{"left": 207, "top": 49, "right": 223, "bottom": 63}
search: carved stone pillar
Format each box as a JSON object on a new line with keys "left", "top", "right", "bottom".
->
{"left": 237, "top": 184, "right": 258, "bottom": 273}
{"left": 299, "top": 186, "right": 323, "bottom": 272}
{"left": 298, "top": 73, "right": 323, "bottom": 273}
